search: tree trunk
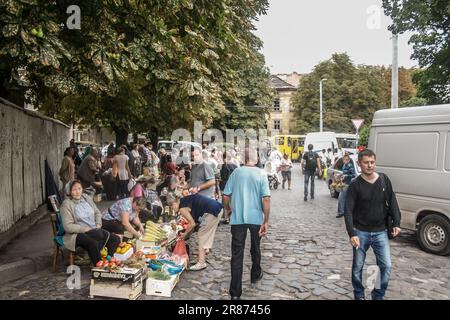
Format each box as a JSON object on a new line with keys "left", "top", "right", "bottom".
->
{"left": 111, "top": 124, "right": 128, "bottom": 147}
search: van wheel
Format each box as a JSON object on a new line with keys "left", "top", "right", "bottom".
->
{"left": 417, "top": 214, "right": 450, "bottom": 256}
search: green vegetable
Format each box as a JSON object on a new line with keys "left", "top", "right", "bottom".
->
{"left": 148, "top": 271, "right": 170, "bottom": 281}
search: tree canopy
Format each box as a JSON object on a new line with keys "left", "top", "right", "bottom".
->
{"left": 0, "top": 0, "right": 273, "bottom": 144}
{"left": 292, "top": 53, "right": 418, "bottom": 134}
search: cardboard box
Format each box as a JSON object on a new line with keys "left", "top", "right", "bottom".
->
{"left": 145, "top": 273, "right": 180, "bottom": 297}
{"left": 136, "top": 238, "right": 167, "bottom": 251}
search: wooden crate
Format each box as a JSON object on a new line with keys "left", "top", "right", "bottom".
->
{"left": 89, "top": 267, "right": 144, "bottom": 300}
{"left": 89, "top": 279, "right": 143, "bottom": 300}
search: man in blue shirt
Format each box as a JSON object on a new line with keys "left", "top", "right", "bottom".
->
{"left": 223, "top": 147, "right": 271, "bottom": 300}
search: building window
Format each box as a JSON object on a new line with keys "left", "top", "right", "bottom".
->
{"left": 274, "top": 120, "right": 281, "bottom": 130}
{"left": 273, "top": 98, "right": 280, "bottom": 111}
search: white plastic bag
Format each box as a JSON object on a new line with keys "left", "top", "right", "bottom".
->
{"left": 127, "top": 178, "right": 136, "bottom": 191}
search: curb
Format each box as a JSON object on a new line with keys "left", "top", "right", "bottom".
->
{"left": 0, "top": 252, "right": 53, "bottom": 285}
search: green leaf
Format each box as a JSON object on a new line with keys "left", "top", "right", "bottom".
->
{"left": 2, "top": 24, "right": 19, "bottom": 37}
{"left": 6, "top": 0, "right": 22, "bottom": 15}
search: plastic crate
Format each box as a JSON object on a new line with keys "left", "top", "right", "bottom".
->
{"left": 145, "top": 273, "right": 180, "bottom": 297}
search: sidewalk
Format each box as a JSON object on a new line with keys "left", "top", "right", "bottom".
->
{"left": 0, "top": 199, "right": 113, "bottom": 285}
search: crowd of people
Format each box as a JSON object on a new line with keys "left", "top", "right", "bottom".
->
{"left": 56, "top": 138, "right": 401, "bottom": 301}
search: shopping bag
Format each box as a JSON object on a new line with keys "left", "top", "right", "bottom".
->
{"left": 127, "top": 178, "right": 136, "bottom": 191}
{"left": 172, "top": 238, "right": 189, "bottom": 267}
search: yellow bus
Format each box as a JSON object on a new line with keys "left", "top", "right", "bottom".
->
{"left": 272, "top": 134, "right": 305, "bottom": 161}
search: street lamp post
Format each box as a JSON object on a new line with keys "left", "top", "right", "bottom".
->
{"left": 319, "top": 78, "right": 327, "bottom": 132}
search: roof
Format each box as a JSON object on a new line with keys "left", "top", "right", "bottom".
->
{"left": 270, "top": 75, "right": 297, "bottom": 91}
{"left": 372, "top": 104, "right": 450, "bottom": 126}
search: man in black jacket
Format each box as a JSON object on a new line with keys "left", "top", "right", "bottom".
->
{"left": 344, "top": 149, "right": 401, "bottom": 300}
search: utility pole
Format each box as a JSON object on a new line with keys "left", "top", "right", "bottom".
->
{"left": 320, "top": 78, "right": 327, "bottom": 132}
{"left": 391, "top": 33, "right": 399, "bottom": 109}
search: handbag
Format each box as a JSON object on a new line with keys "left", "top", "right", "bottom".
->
{"left": 379, "top": 173, "right": 395, "bottom": 239}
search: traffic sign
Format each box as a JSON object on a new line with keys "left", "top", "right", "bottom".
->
{"left": 352, "top": 119, "right": 364, "bottom": 130}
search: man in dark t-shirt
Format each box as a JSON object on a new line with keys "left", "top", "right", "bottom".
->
{"left": 168, "top": 193, "right": 223, "bottom": 271}
{"left": 344, "top": 149, "right": 401, "bottom": 300}
{"left": 301, "top": 144, "right": 322, "bottom": 201}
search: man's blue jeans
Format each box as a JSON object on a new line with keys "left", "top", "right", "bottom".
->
{"left": 304, "top": 170, "right": 316, "bottom": 197}
{"left": 337, "top": 185, "right": 349, "bottom": 214}
{"left": 352, "top": 228, "right": 392, "bottom": 300}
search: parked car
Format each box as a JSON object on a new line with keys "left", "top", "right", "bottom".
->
{"left": 368, "top": 104, "right": 450, "bottom": 256}
{"left": 326, "top": 154, "right": 361, "bottom": 198}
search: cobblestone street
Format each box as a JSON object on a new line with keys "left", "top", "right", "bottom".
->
{"left": 1, "top": 164, "right": 449, "bottom": 300}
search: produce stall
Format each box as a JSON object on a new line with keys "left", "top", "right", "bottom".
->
{"left": 89, "top": 215, "right": 189, "bottom": 300}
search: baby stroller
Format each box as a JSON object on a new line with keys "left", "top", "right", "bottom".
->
{"left": 264, "top": 160, "right": 281, "bottom": 190}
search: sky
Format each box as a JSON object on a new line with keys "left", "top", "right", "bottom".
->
{"left": 253, "top": 0, "right": 417, "bottom": 74}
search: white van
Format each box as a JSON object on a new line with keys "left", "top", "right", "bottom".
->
{"left": 304, "top": 132, "right": 338, "bottom": 154}
{"left": 157, "top": 140, "right": 202, "bottom": 153}
{"left": 368, "top": 104, "right": 450, "bottom": 255}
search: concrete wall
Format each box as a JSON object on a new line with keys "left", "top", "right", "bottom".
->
{"left": 0, "top": 98, "right": 70, "bottom": 234}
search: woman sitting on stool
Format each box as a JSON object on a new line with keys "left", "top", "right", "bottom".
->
{"left": 60, "top": 180, "right": 121, "bottom": 265}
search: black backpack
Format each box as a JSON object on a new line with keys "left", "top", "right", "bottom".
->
{"left": 305, "top": 151, "right": 317, "bottom": 171}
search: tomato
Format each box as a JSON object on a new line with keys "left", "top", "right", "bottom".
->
{"left": 95, "top": 261, "right": 103, "bottom": 268}
{"left": 103, "top": 261, "right": 109, "bottom": 267}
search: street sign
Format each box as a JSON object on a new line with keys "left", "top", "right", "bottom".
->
{"left": 352, "top": 119, "right": 364, "bottom": 130}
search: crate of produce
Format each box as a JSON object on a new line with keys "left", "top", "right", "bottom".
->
{"left": 145, "top": 272, "right": 180, "bottom": 297}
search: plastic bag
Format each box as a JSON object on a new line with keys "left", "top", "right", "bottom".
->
{"left": 172, "top": 239, "right": 189, "bottom": 267}
{"left": 127, "top": 178, "right": 136, "bottom": 191}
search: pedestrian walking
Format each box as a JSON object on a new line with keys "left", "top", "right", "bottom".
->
{"left": 130, "top": 143, "right": 142, "bottom": 178}
{"left": 301, "top": 144, "right": 322, "bottom": 201}
{"left": 188, "top": 147, "right": 216, "bottom": 198}
{"left": 336, "top": 154, "right": 356, "bottom": 218}
{"left": 280, "top": 154, "right": 293, "bottom": 190}
{"left": 114, "top": 147, "right": 132, "bottom": 199}
{"left": 77, "top": 148, "right": 100, "bottom": 189}
{"left": 344, "top": 149, "right": 401, "bottom": 300}
{"left": 219, "top": 152, "right": 238, "bottom": 224}
{"left": 59, "top": 147, "right": 75, "bottom": 191}
{"left": 223, "top": 147, "right": 270, "bottom": 300}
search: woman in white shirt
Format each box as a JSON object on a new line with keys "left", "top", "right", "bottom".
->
{"left": 281, "top": 154, "right": 293, "bottom": 190}
{"left": 113, "top": 146, "right": 132, "bottom": 199}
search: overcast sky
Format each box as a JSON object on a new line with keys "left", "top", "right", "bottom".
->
{"left": 253, "top": 0, "right": 417, "bottom": 74}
